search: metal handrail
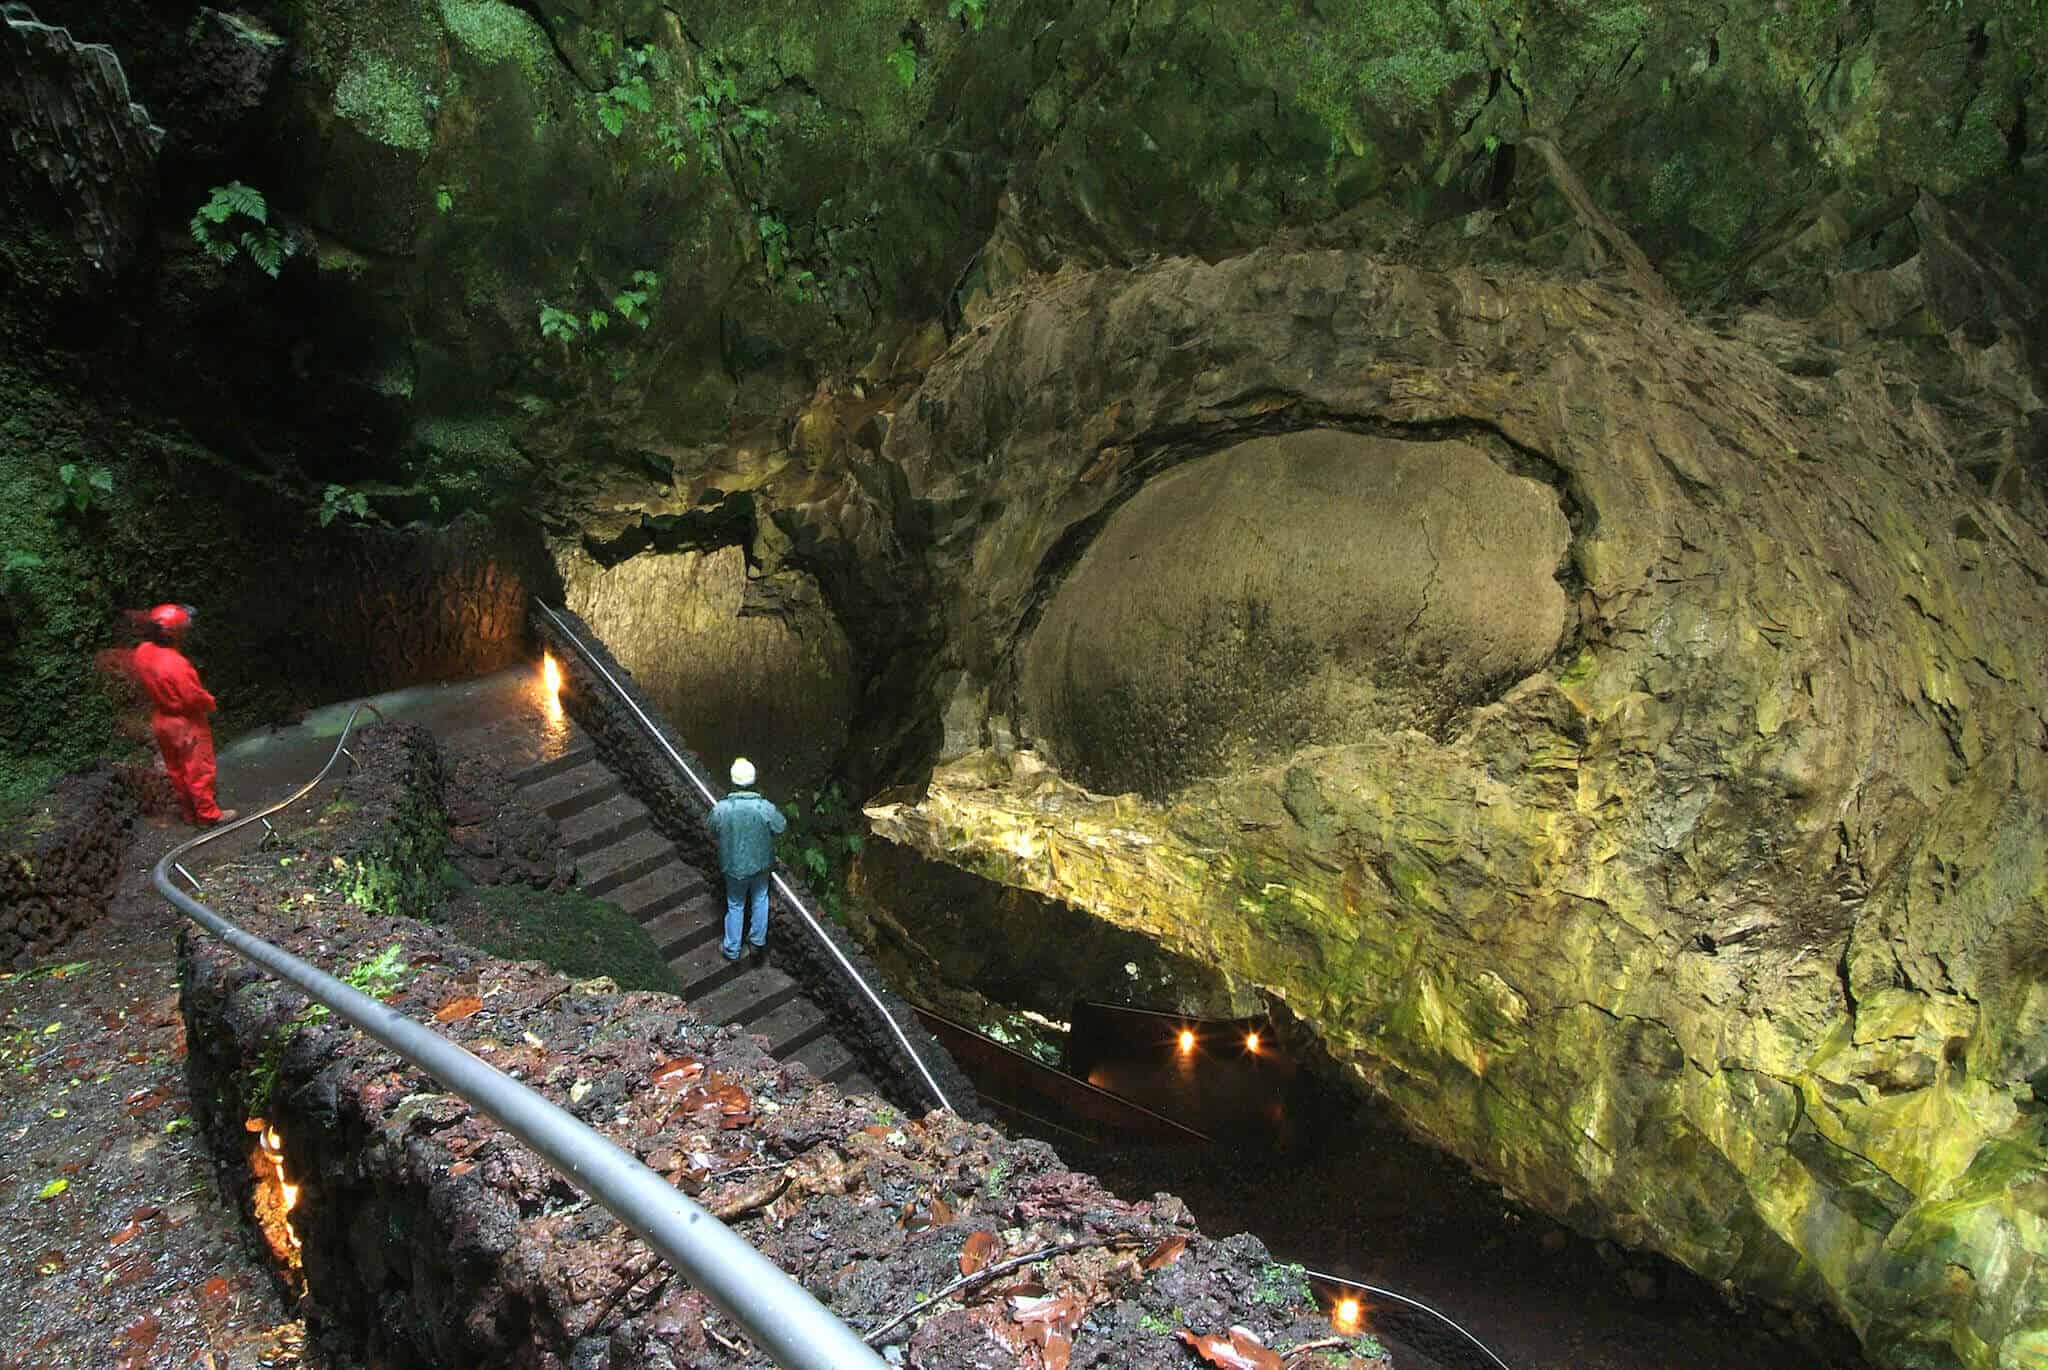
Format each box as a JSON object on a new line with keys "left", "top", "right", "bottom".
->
{"left": 154, "top": 705, "right": 889, "bottom": 1370}
{"left": 532, "top": 599, "right": 955, "bottom": 1115}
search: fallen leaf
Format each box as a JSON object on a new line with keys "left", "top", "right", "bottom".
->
{"left": 448, "top": 1161, "right": 475, "bottom": 1177}
{"left": 36, "top": 1178, "right": 67, "bottom": 1199}
{"left": 1142, "top": 1235, "right": 1189, "bottom": 1271}
{"left": 34, "top": 1249, "right": 64, "bottom": 1277}
{"left": 960, "top": 1230, "right": 999, "bottom": 1275}
{"left": 932, "top": 1196, "right": 955, "bottom": 1224}
{"left": 1043, "top": 1333, "right": 1072, "bottom": 1370}
{"left": 1176, "top": 1326, "right": 1284, "bottom": 1370}
{"left": 108, "top": 1221, "right": 143, "bottom": 1247}
{"left": 433, "top": 996, "right": 483, "bottom": 1022}
{"left": 1011, "top": 1293, "right": 1082, "bottom": 1332}
{"left": 983, "top": 1277, "right": 1047, "bottom": 1302}
{"left": 112, "top": 1311, "right": 161, "bottom": 1370}
{"left": 650, "top": 1056, "right": 704, "bottom": 1089}
{"left": 201, "top": 1276, "right": 232, "bottom": 1305}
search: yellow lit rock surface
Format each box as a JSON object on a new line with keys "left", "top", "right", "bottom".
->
{"left": 868, "top": 244, "right": 2048, "bottom": 1368}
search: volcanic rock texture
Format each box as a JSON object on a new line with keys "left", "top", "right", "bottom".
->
{"left": 870, "top": 244, "right": 2048, "bottom": 1368}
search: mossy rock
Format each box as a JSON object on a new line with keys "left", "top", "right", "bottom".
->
{"left": 441, "top": 885, "right": 682, "bottom": 994}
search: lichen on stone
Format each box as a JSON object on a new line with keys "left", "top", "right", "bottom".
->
{"left": 333, "top": 50, "right": 434, "bottom": 152}
{"left": 433, "top": 0, "right": 550, "bottom": 80}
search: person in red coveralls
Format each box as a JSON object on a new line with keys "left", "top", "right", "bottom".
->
{"left": 129, "top": 603, "right": 235, "bottom": 826}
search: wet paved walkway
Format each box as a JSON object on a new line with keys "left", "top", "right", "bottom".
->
{"left": 0, "top": 670, "right": 562, "bottom": 1370}
{"left": 0, "top": 820, "right": 333, "bottom": 1370}
{"left": 0, "top": 661, "right": 894, "bottom": 1369}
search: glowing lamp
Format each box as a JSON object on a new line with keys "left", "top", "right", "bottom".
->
{"left": 542, "top": 652, "right": 563, "bottom": 696}
{"left": 1245, "top": 1031, "right": 1261, "bottom": 1054}
{"left": 1177, "top": 1029, "right": 1196, "bottom": 1055}
{"left": 1333, "top": 1297, "right": 1362, "bottom": 1333}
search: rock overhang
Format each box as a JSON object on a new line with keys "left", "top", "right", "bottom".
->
{"left": 865, "top": 246, "right": 2048, "bottom": 1367}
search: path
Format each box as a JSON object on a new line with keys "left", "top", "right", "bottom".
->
{"left": 0, "top": 818, "right": 335, "bottom": 1370}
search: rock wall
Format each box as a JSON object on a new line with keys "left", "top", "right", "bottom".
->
{"left": 0, "top": 764, "right": 135, "bottom": 968}
{"left": 177, "top": 710, "right": 1389, "bottom": 1370}
{"left": 0, "top": 5, "right": 162, "bottom": 283}
{"left": 559, "top": 542, "right": 859, "bottom": 797}
{"left": 866, "top": 245, "right": 2048, "bottom": 1369}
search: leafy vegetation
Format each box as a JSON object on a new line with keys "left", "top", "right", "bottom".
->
{"left": 189, "top": 182, "right": 296, "bottom": 279}
{"left": 317, "top": 482, "right": 380, "bottom": 528}
{"left": 341, "top": 943, "right": 411, "bottom": 998}
{"left": 596, "top": 43, "right": 667, "bottom": 137}
{"left": 886, "top": 42, "right": 919, "bottom": 88}
{"left": 777, "top": 782, "right": 866, "bottom": 925}
{"left": 537, "top": 270, "right": 663, "bottom": 347}
{"left": 49, "top": 463, "right": 112, "bottom": 519}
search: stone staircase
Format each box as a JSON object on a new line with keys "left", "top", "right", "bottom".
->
{"left": 460, "top": 717, "right": 877, "bottom": 1097}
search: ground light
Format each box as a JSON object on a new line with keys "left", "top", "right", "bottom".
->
{"left": 248, "top": 1117, "right": 304, "bottom": 1283}
{"left": 1245, "top": 1030, "right": 1261, "bottom": 1053}
{"left": 1332, "top": 1296, "right": 1363, "bottom": 1333}
{"left": 1177, "top": 1028, "right": 1196, "bottom": 1055}
{"left": 541, "top": 651, "right": 565, "bottom": 732}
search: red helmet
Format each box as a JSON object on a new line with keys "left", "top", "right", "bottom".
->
{"left": 147, "top": 603, "right": 195, "bottom": 634}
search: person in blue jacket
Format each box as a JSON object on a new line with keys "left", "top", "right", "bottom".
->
{"left": 707, "top": 757, "right": 787, "bottom": 964}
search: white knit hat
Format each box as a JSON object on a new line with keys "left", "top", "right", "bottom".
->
{"left": 730, "top": 757, "right": 756, "bottom": 786}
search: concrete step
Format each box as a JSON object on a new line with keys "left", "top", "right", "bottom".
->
{"left": 641, "top": 904, "right": 720, "bottom": 958}
{"left": 690, "top": 967, "right": 799, "bottom": 1030}
{"left": 520, "top": 760, "right": 623, "bottom": 822}
{"left": 578, "top": 832, "right": 676, "bottom": 898}
{"left": 671, "top": 934, "right": 750, "bottom": 1001}
{"left": 507, "top": 745, "right": 595, "bottom": 789}
{"left": 786, "top": 1033, "right": 856, "bottom": 1083}
{"left": 612, "top": 866, "right": 710, "bottom": 923}
{"left": 558, "top": 796, "right": 651, "bottom": 857}
{"left": 831, "top": 1068, "right": 879, "bottom": 1097}
{"left": 736, "top": 994, "right": 833, "bottom": 1057}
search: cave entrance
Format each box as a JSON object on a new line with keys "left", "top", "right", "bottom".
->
{"left": 557, "top": 544, "right": 859, "bottom": 800}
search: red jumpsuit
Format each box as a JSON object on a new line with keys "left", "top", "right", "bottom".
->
{"left": 131, "top": 640, "right": 223, "bottom": 823}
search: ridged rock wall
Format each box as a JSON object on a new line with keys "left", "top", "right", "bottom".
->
{"left": 0, "top": 4, "right": 162, "bottom": 280}
{"left": 868, "top": 244, "right": 2048, "bottom": 1369}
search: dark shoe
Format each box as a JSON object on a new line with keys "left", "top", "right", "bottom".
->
{"left": 721, "top": 950, "right": 743, "bottom": 964}
{"left": 749, "top": 945, "right": 770, "bottom": 969}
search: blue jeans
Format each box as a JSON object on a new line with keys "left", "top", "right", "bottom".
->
{"left": 723, "top": 871, "right": 770, "bottom": 960}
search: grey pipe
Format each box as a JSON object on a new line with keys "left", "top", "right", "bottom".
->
{"left": 154, "top": 706, "right": 889, "bottom": 1370}
{"left": 532, "top": 599, "right": 955, "bottom": 1115}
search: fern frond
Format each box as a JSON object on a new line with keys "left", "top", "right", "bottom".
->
{"left": 241, "top": 230, "right": 283, "bottom": 278}
{"left": 221, "top": 181, "right": 268, "bottom": 223}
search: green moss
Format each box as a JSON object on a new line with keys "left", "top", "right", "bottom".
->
{"left": 1219, "top": 0, "right": 1489, "bottom": 154}
{"left": 333, "top": 51, "right": 435, "bottom": 152}
{"left": 452, "top": 885, "right": 682, "bottom": 994}
{"left": 435, "top": 0, "right": 551, "bottom": 79}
